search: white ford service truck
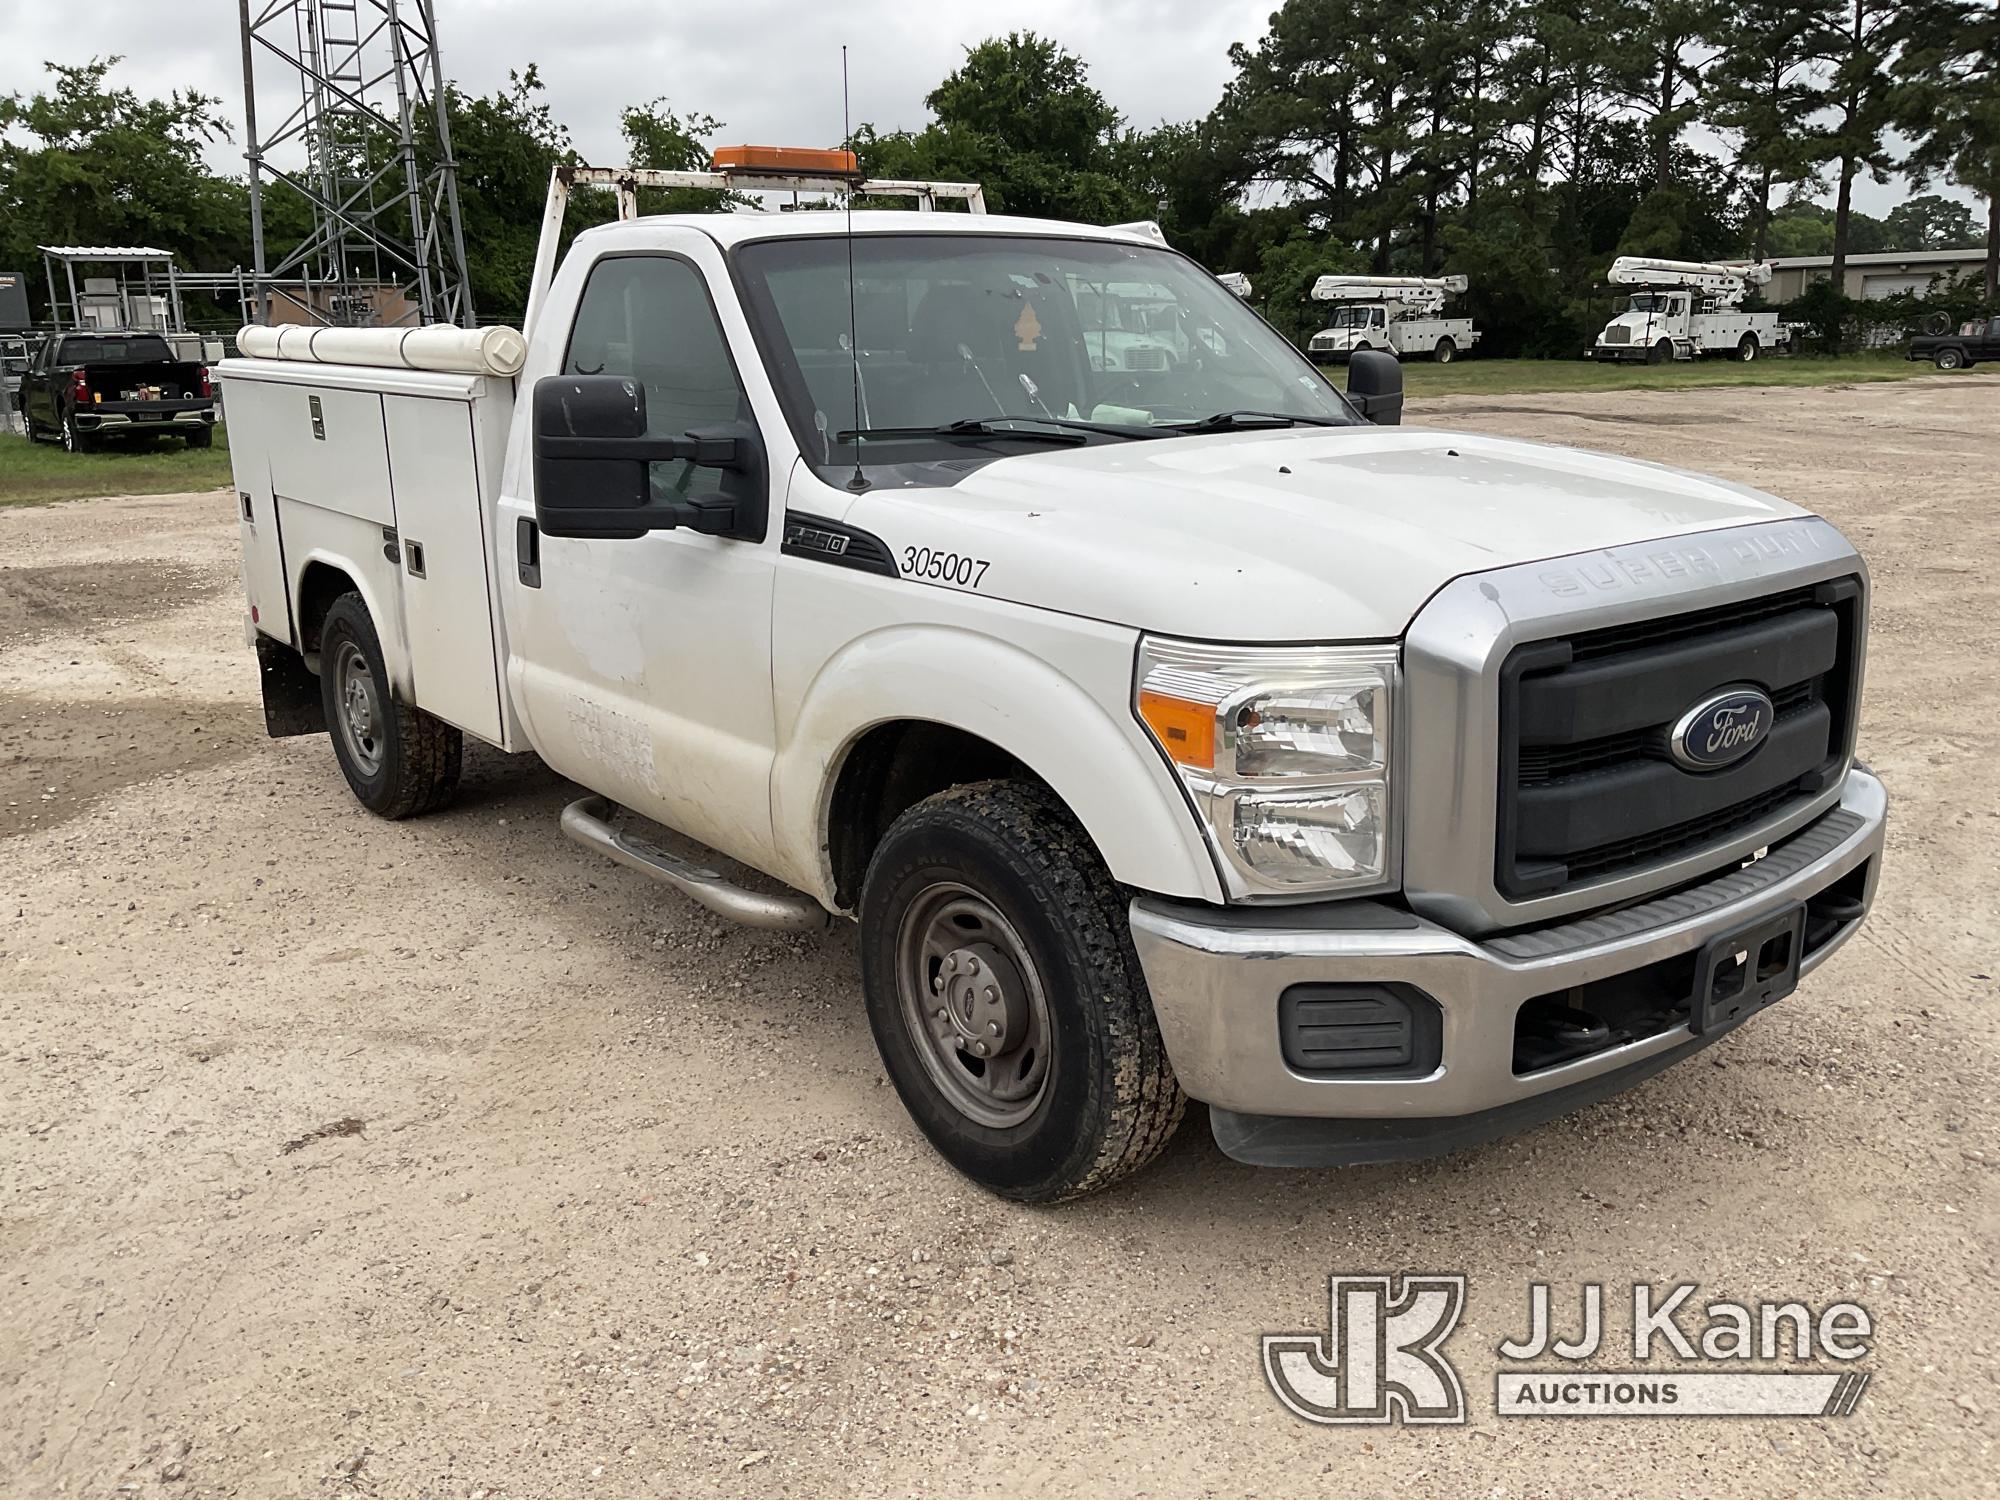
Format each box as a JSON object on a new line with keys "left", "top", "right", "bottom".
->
{"left": 222, "top": 191, "right": 1884, "bottom": 1202}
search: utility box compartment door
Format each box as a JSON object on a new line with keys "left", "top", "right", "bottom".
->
{"left": 383, "top": 394, "right": 504, "bottom": 744}
{"left": 265, "top": 383, "right": 395, "bottom": 528}
{"left": 222, "top": 378, "right": 293, "bottom": 646}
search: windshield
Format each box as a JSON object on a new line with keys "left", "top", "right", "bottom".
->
{"left": 734, "top": 233, "right": 1357, "bottom": 473}
{"left": 1327, "top": 305, "right": 1384, "bottom": 330}
{"left": 1623, "top": 294, "right": 1676, "bottom": 315}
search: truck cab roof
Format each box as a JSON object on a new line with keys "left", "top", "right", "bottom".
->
{"left": 568, "top": 210, "right": 1158, "bottom": 251}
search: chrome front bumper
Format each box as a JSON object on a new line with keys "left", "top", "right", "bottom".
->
{"left": 1129, "top": 769, "right": 1886, "bottom": 1165}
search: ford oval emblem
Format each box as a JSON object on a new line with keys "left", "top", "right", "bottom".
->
{"left": 1670, "top": 688, "right": 1775, "bottom": 771}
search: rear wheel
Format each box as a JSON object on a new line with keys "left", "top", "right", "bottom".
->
{"left": 859, "top": 780, "right": 1185, "bottom": 1202}
{"left": 185, "top": 427, "right": 214, "bottom": 449}
{"left": 60, "top": 413, "right": 94, "bottom": 453}
{"left": 1433, "top": 337, "right": 1457, "bottom": 364}
{"left": 318, "top": 592, "right": 462, "bottom": 818}
{"left": 1936, "top": 347, "right": 1966, "bottom": 370}
{"left": 1737, "top": 334, "right": 1759, "bottom": 362}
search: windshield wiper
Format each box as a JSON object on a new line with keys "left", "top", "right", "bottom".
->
{"left": 839, "top": 418, "right": 1089, "bottom": 447}
{"left": 1167, "top": 409, "right": 1349, "bottom": 434}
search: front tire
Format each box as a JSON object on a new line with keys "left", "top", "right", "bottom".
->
{"left": 318, "top": 592, "right": 462, "bottom": 818}
{"left": 1433, "top": 338, "right": 1457, "bottom": 364}
{"left": 1646, "top": 339, "right": 1673, "bottom": 365}
{"left": 1936, "top": 347, "right": 1966, "bottom": 370}
{"left": 859, "top": 780, "right": 1185, "bottom": 1202}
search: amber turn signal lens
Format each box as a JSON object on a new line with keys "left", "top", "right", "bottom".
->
{"left": 1139, "top": 690, "right": 1216, "bottom": 771}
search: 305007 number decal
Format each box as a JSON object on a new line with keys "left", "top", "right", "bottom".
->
{"left": 901, "top": 547, "right": 991, "bottom": 589}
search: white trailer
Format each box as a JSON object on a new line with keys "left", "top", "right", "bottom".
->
{"left": 1307, "top": 275, "right": 1481, "bottom": 363}
{"left": 1588, "top": 257, "right": 1795, "bottom": 363}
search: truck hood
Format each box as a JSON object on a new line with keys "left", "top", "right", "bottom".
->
{"left": 835, "top": 425, "right": 1810, "bottom": 642}
{"left": 1601, "top": 312, "right": 1663, "bottom": 338}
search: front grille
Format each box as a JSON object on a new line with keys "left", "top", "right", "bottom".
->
{"left": 1604, "top": 326, "right": 1631, "bottom": 345}
{"left": 1496, "top": 577, "right": 1863, "bottom": 899}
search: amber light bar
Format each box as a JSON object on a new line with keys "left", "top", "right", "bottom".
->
{"left": 711, "top": 145, "right": 862, "bottom": 179}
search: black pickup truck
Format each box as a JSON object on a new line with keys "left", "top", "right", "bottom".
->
{"left": 20, "top": 331, "right": 217, "bottom": 452}
{"left": 1909, "top": 315, "right": 2000, "bottom": 370}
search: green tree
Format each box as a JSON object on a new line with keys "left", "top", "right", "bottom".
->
{"left": 1883, "top": 192, "right": 1981, "bottom": 249}
{"left": 1768, "top": 192, "right": 1894, "bottom": 256}
{"left": 0, "top": 57, "right": 248, "bottom": 319}
{"left": 1893, "top": 0, "right": 2000, "bottom": 297}
{"left": 1703, "top": 0, "right": 1833, "bottom": 257}
{"left": 854, "top": 34, "right": 1144, "bottom": 223}
{"left": 1253, "top": 228, "right": 1366, "bottom": 345}
{"left": 1604, "top": 0, "right": 1728, "bottom": 186}
{"left": 436, "top": 67, "right": 586, "bottom": 321}
{"left": 1805, "top": 0, "right": 1903, "bottom": 291}
{"left": 620, "top": 99, "right": 741, "bottom": 216}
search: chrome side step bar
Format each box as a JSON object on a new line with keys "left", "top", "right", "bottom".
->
{"left": 560, "top": 796, "right": 828, "bottom": 932}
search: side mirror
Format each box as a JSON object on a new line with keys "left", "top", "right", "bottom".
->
{"left": 1345, "top": 349, "right": 1403, "bottom": 426}
{"left": 532, "top": 374, "right": 759, "bottom": 540}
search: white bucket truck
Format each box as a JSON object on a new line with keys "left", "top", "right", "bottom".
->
{"left": 220, "top": 148, "right": 1884, "bottom": 1201}
{"left": 1307, "top": 274, "right": 1481, "bottom": 363}
{"left": 1589, "top": 257, "right": 1795, "bottom": 363}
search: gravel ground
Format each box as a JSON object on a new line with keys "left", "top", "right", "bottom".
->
{"left": 2, "top": 375, "right": 1996, "bottom": 1498}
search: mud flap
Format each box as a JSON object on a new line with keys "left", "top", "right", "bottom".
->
{"left": 256, "top": 633, "right": 327, "bottom": 738}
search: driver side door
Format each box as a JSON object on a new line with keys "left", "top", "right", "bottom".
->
{"left": 505, "top": 242, "right": 782, "bottom": 870}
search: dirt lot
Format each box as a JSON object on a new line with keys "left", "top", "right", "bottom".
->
{"left": 3, "top": 376, "right": 1997, "bottom": 1498}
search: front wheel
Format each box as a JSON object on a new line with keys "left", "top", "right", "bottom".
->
{"left": 1433, "top": 338, "right": 1457, "bottom": 364}
{"left": 1936, "top": 347, "right": 1966, "bottom": 370}
{"left": 1646, "top": 339, "right": 1673, "bottom": 365}
{"left": 318, "top": 592, "right": 462, "bottom": 818}
{"left": 859, "top": 780, "right": 1185, "bottom": 1202}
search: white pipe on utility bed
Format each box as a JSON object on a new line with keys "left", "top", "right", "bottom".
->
{"left": 233, "top": 322, "right": 528, "bottom": 378}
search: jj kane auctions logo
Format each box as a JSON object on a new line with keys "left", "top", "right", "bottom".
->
{"left": 1264, "top": 1276, "right": 1873, "bottom": 1424}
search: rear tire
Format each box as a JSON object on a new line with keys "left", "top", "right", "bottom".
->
{"left": 858, "top": 780, "right": 1185, "bottom": 1202}
{"left": 1936, "top": 347, "right": 1965, "bottom": 370}
{"left": 186, "top": 427, "right": 214, "bottom": 449}
{"left": 60, "top": 413, "right": 94, "bottom": 453}
{"left": 1433, "top": 338, "right": 1457, "bottom": 364}
{"left": 1737, "top": 334, "right": 1759, "bottom": 362}
{"left": 318, "top": 591, "right": 462, "bottom": 819}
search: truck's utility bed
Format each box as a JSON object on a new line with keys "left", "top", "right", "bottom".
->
{"left": 219, "top": 357, "right": 516, "bottom": 749}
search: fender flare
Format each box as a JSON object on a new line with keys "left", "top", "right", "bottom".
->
{"left": 770, "top": 625, "right": 1225, "bottom": 908}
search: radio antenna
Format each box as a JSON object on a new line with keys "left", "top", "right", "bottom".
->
{"left": 842, "top": 46, "right": 869, "bottom": 493}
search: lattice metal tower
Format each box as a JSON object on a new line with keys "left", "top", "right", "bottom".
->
{"left": 236, "top": 0, "right": 475, "bottom": 327}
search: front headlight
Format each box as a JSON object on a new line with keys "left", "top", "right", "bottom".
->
{"left": 1135, "top": 637, "right": 1399, "bottom": 898}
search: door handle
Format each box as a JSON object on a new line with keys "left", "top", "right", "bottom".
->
{"left": 403, "top": 538, "right": 427, "bottom": 578}
{"left": 516, "top": 516, "right": 541, "bottom": 588}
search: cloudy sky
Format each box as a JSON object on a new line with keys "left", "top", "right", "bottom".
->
{"left": 0, "top": 1, "right": 1943, "bottom": 216}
